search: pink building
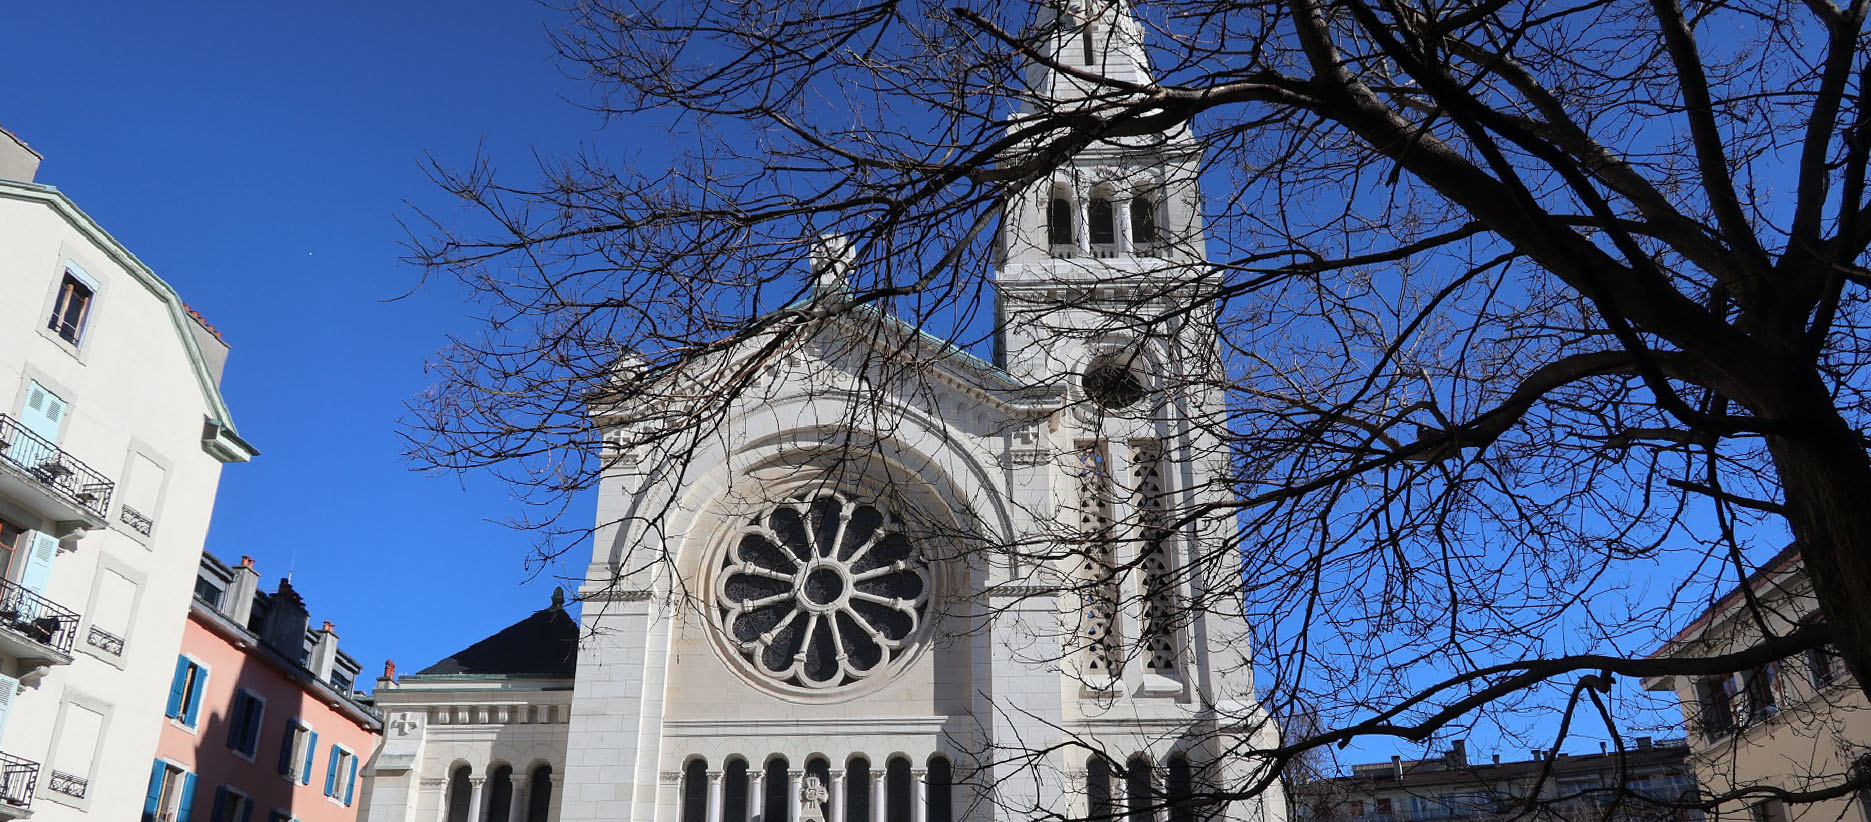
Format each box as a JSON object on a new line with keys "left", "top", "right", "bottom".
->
{"left": 146, "top": 553, "right": 382, "bottom": 822}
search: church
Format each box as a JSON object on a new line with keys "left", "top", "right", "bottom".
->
{"left": 357, "top": 2, "right": 1284, "bottom": 821}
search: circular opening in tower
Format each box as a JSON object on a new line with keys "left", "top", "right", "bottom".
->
{"left": 1082, "top": 356, "right": 1148, "bottom": 410}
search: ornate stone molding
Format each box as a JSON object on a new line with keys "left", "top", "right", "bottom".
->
{"left": 659, "top": 770, "right": 683, "bottom": 785}
{"left": 584, "top": 587, "right": 655, "bottom": 602}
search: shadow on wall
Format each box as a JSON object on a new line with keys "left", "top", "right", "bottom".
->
{"left": 147, "top": 649, "right": 366, "bottom": 822}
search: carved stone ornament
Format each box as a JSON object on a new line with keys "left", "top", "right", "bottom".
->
{"left": 714, "top": 492, "right": 931, "bottom": 691}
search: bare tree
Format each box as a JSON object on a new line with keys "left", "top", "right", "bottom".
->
{"left": 402, "top": 0, "right": 1871, "bottom": 816}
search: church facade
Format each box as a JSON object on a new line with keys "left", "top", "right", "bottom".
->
{"left": 357, "top": 3, "right": 1283, "bottom": 822}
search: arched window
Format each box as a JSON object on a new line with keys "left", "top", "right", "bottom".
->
{"left": 487, "top": 764, "right": 515, "bottom": 822}
{"left": 724, "top": 759, "right": 750, "bottom": 822}
{"left": 847, "top": 756, "right": 873, "bottom": 822}
{"left": 1089, "top": 197, "right": 1116, "bottom": 247}
{"left": 1166, "top": 755, "right": 1196, "bottom": 822}
{"left": 1126, "top": 755, "right": 1154, "bottom": 822}
{"left": 1130, "top": 197, "right": 1158, "bottom": 248}
{"left": 1133, "top": 441, "right": 1178, "bottom": 676}
{"left": 765, "top": 758, "right": 791, "bottom": 822}
{"left": 806, "top": 756, "right": 832, "bottom": 809}
{"left": 1049, "top": 195, "right": 1075, "bottom": 248}
{"left": 527, "top": 765, "right": 553, "bottom": 822}
{"left": 927, "top": 755, "right": 953, "bottom": 822}
{"left": 683, "top": 758, "right": 710, "bottom": 822}
{"left": 447, "top": 765, "right": 473, "bottom": 822}
{"left": 886, "top": 756, "right": 913, "bottom": 822}
{"left": 1086, "top": 757, "right": 1113, "bottom": 820}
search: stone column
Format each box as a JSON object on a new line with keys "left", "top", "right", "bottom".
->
{"left": 509, "top": 777, "right": 527, "bottom": 822}
{"left": 708, "top": 772, "right": 724, "bottom": 822}
{"left": 466, "top": 777, "right": 488, "bottom": 822}
{"left": 911, "top": 771, "right": 927, "bottom": 822}
{"left": 433, "top": 778, "right": 452, "bottom": 822}
{"left": 869, "top": 771, "right": 886, "bottom": 822}
{"left": 829, "top": 772, "right": 845, "bottom": 822}
{"left": 751, "top": 770, "right": 766, "bottom": 822}
{"left": 788, "top": 771, "right": 804, "bottom": 822}
{"left": 1111, "top": 774, "right": 1127, "bottom": 822}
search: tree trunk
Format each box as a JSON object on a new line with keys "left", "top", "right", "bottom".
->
{"left": 1765, "top": 388, "right": 1871, "bottom": 703}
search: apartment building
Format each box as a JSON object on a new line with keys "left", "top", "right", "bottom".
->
{"left": 0, "top": 126, "right": 255, "bottom": 817}
{"left": 148, "top": 551, "right": 381, "bottom": 822}
{"left": 1293, "top": 740, "right": 1699, "bottom": 822}
{"left": 1645, "top": 546, "right": 1868, "bottom": 822}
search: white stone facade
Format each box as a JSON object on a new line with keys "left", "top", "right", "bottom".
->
{"left": 359, "top": 3, "right": 1284, "bottom": 822}
{"left": 0, "top": 137, "right": 255, "bottom": 820}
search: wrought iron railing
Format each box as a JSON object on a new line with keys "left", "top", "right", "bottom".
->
{"left": 0, "top": 752, "right": 37, "bottom": 808}
{"left": 0, "top": 577, "right": 78, "bottom": 655}
{"left": 86, "top": 625, "right": 123, "bottom": 656}
{"left": 0, "top": 414, "right": 112, "bottom": 520}
{"left": 46, "top": 769, "right": 84, "bottom": 799}
{"left": 120, "top": 505, "right": 153, "bottom": 536}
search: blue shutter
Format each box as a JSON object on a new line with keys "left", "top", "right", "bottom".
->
{"left": 345, "top": 755, "right": 358, "bottom": 805}
{"left": 324, "top": 746, "right": 339, "bottom": 796}
{"left": 175, "top": 774, "right": 197, "bottom": 822}
{"left": 225, "top": 694, "right": 244, "bottom": 750}
{"left": 18, "top": 531, "right": 57, "bottom": 595}
{"left": 183, "top": 663, "right": 207, "bottom": 726}
{"left": 165, "top": 657, "right": 189, "bottom": 718}
{"left": 301, "top": 731, "right": 317, "bottom": 785}
{"left": 142, "top": 761, "right": 166, "bottom": 821}
{"left": 210, "top": 787, "right": 228, "bottom": 822}
{"left": 239, "top": 796, "right": 253, "bottom": 822}
{"left": 277, "top": 720, "right": 295, "bottom": 774}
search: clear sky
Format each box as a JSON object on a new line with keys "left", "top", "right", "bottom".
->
{"left": 2, "top": 1, "right": 611, "bottom": 684}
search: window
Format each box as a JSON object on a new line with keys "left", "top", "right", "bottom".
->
{"left": 447, "top": 765, "right": 473, "bottom": 822}
{"left": 526, "top": 765, "right": 554, "bottom": 822}
{"left": 194, "top": 577, "right": 226, "bottom": 610}
{"left": 927, "top": 756, "right": 953, "bottom": 822}
{"left": 764, "top": 757, "right": 790, "bottom": 822}
{"left": 277, "top": 719, "right": 317, "bottom": 784}
{"left": 0, "top": 519, "right": 20, "bottom": 580}
{"left": 142, "top": 760, "right": 196, "bottom": 822}
{"left": 1696, "top": 675, "right": 1736, "bottom": 739}
{"left": 1049, "top": 195, "right": 1075, "bottom": 247}
{"left": 209, "top": 786, "right": 252, "bottom": 822}
{"left": 268, "top": 812, "right": 294, "bottom": 822}
{"left": 84, "top": 566, "right": 137, "bottom": 658}
{"left": 843, "top": 757, "right": 869, "bottom": 822}
{"left": 119, "top": 452, "right": 166, "bottom": 536}
{"left": 1752, "top": 799, "right": 1789, "bottom": 822}
{"left": 324, "top": 745, "right": 358, "bottom": 805}
{"left": 1130, "top": 197, "right": 1158, "bottom": 247}
{"left": 1086, "top": 756, "right": 1113, "bottom": 820}
{"left": 47, "top": 272, "right": 94, "bottom": 345}
{"left": 1808, "top": 644, "right": 1843, "bottom": 689}
{"left": 682, "top": 759, "right": 708, "bottom": 822}
{"left": 1166, "top": 755, "right": 1196, "bottom": 822}
{"left": 226, "top": 689, "right": 265, "bottom": 758}
{"left": 1088, "top": 197, "right": 1116, "bottom": 246}
{"left": 1741, "top": 663, "right": 1780, "bottom": 722}
{"left": 165, "top": 656, "right": 208, "bottom": 729}
{"left": 48, "top": 699, "right": 106, "bottom": 801}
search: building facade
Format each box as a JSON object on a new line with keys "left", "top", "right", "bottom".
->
{"left": 1644, "top": 547, "right": 1869, "bottom": 822}
{"left": 0, "top": 126, "right": 256, "bottom": 818}
{"left": 359, "top": 2, "right": 1282, "bottom": 821}
{"left": 147, "top": 551, "right": 383, "bottom": 822}
{"left": 1292, "top": 741, "right": 1699, "bottom": 822}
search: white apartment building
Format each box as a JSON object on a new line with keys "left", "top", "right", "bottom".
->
{"left": 0, "top": 127, "right": 255, "bottom": 819}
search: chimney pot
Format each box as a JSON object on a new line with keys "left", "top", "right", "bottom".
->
{"left": 385, "top": 660, "right": 397, "bottom": 680}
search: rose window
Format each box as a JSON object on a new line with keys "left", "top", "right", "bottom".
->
{"left": 714, "top": 493, "right": 931, "bottom": 690}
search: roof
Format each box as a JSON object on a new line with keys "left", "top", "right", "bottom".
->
{"left": 0, "top": 178, "right": 254, "bottom": 462}
{"left": 1648, "top": 542, "right": 1802, "bottom": 660}
{"left": 415, "top": 590, "right": 579, "bottom": 677}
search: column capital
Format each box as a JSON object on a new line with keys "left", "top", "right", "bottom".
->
{"left": 710, "top": 771, "right": 725, "bottom": 784}
{"left": 468, "top": 776, "right": 487, "bottom": 786}
{"left": 911, "top": 769, "right": 928, "bottom": 779}
{"left": 789, "top": 769, "right": 805, "bottom": 778}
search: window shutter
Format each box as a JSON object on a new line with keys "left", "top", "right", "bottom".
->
{"left": 302, "top": 731, "right": 317, "bottom": 785}
{"left": 0, "top": 672, "right": 19, "bottom": 746}
{"left": 177, "top": 773, "right": 198, "bottom": 822}
{"left": 345, "top": 755, "right": 359, "bottom": 804}
{"left": 18, "top": 382, "right": 65, "bottom": 443}
{"left": 19, "top": 530, "right": 57, "bottom": 595}
{"left": 144, "top": 760, "right": 167, "bottom": 821}
{"left": 210, "top": 787, "right": 228, "bottom": 822}
{"left": 277, "top": 721, "right": 296, "bottom": 774}
{"left": 239, "top": 796, "right": 253, "bottom": 822}
{"left": 226, "top": 694, "right": 245, "bottom": 750}
{"left": 324, "top": 746, "right": 339, "bottom": 796}
{"left": 183, "top": 663, "right": 207, "bottom": 726}
{"left": 166, "top": 657, "right": 189, "bottom": 718}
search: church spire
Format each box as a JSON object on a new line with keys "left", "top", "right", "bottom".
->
{"left": 1022, "top": 0, "right": 1155, "bottom": 109}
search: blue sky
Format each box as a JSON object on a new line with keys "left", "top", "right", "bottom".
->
{"left": 2, "top": 1, "right": 605, "bottom": 681}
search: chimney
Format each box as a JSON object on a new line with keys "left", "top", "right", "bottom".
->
{"left": 1391, "top": 756, "right": 1403, "bottom": 779}
{"left": 1599, "top": 742, "right": 1608, "bottom": 756}
{"left": 261, "top": 579, "right": 311, "bottom": 664}
{"left": 1636, "top": 737, "right": 1653, "bottom": 750}
{"left": 1492, "top": 754, "right": 1501, "bottom": 766}
{"left": 0, "top": 127, "right": 41, "bottom": 183}
{"left": 308, "top": 620, "right": 339, "bottom": 682}
{"left": 224, "top": 556, "right": 262, "bottom": 626}
{"left": 1532, "top": 751, "right": 1543, "bottom": 761}
{"left": 1449, "top": 740, "right": 1467, "bottom": 766}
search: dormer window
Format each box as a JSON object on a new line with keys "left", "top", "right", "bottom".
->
{"left": 48, "top": 272, "right": 93, "bottom": 345}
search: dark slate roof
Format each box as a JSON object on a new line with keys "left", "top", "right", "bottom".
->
{"left": 416, "top": 590, "right": 578, "bottom": 677}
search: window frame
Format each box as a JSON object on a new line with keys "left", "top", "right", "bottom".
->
{"left": 37, "top": 260, "right": 102, "bottom": 356}
{"left": 167, "top": 655, "right": 211, "bottom": 732}
{"left": 279, "top": 717, "right": 316, "bottom": 784}
{"left": 325, "top": 743, "right": 359, "bottom": 806}
{"left": 44, "top": 691, "right": 113, "bottom": 811}
{"left": 209, "top": 784, "right": 253, "bottom": 822}
{"left": 225, "top": 688, "right": 266, "bottom": 761}
{"left": 146, "top": 759, "right": 195, "bottom": 822}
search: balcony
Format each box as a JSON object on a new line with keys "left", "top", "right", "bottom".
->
{"left": 0, "top": 752, "right": 37, "bottom": 818}
{"left": 0, "top": 577, "right": 78, "bottom": 665}
{"left": 0, "top": 414, "right": 111, "bottom": 529}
